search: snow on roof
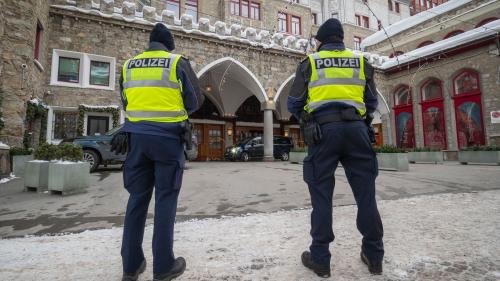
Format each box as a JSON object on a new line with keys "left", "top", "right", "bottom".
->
{"left": 80, "top": 104, "right": 120, "bottom": 109}
{"left": 379, "top": 19, "right": 500, "bottom": 70}
{"left": 361, "top": 0, "right": 473, "bottom": 48}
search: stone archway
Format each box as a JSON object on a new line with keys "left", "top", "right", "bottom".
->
{"left": 196, "top": 57, "right": 274, "bottom": 160}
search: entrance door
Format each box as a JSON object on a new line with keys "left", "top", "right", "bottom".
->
{"left": 87, "top": 116, "right": 109, "bottom": 136}
{"left": 207, "top": 125, "right": 224, "bottom": 160}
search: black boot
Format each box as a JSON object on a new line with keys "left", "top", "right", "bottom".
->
{"left": 153, "top": 257, "right": 186, "bottom": 281}
{"left": 301, "top": 251, "right": 331, "bottom": 278}
{"left": 360, "top": 252, "right": 382, "bottom": 275}
{"left": 122, "top": 260, "right": 146, "bottom": 281}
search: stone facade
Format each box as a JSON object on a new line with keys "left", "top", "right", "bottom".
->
{"left": 0, "top": 0, "right": 51, "bottom": 146}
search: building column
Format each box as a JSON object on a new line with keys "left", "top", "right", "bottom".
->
{"left": 262, "top": 100, "right": 276, "bottom": 162}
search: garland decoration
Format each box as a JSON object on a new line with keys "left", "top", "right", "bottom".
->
{"left": 77, "top": 104, "right": 120, "bottom": 136}
{"left": 25, "top": 99, "right": 48, "bottom": 148}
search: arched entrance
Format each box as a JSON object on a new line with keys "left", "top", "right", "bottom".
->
{"left": 193, "top": 57, "right": 275, "bottom": 160}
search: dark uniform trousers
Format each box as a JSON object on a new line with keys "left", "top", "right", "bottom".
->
{"left": 303, "top": 120, "right": 384, "bottom": 266}
{"left": 121, "top": 133, "right": 184, "bottom": 275}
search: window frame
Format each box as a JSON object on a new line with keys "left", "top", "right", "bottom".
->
{"left": 353, "top": 36, "right": 362, "bottom": 51}
{"left": 291, "top": 15, "right": 302, "bottom": 36}
{"left": 185, "top": 0, "right": 198, "bottom": 22}
{"left": 395, "top": 2, "right": 400, "bottom": 13}
{"left": 420, "top": 78, "right": 443, "bottom": 102}
{"left": 50, "top": 49, "right": 116, "bottom": 91}
{"left": 167, "top": 0, "right": 180, "bottom": 19}
{"left": 362, "top": 16, "right": 370, "bottom": 29}
{"left": 230, "top": 0, "right": 261, "bottom": 21}
{"left": 388, "top": 0, "right": 393, "bottom": 11}
{"left": 34, "top": 21, "right": 43, "bottom": 61}
{"left": 444, "top": 30, "right": 464, "bottom": 39}
{"left": 393, "top": 85, "right": 412, "bottom": 107}
{"left": 278, "top": 12, "right": 288, "bottom": 33}
{"left": 417, "top": 40, "right": 434, "bottom": 48}
{"left": 89, "top": 60, "right": 111, "bottom": 87}
{"left": 355, "top": 14, "right": 361, "bottom": 26}
{"left": 312, "top": 13, "right": 318, "bottom": 25}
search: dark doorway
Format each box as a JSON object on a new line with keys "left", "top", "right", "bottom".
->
{"left": 87, "top": 116, "right": 109, "bottom": 136}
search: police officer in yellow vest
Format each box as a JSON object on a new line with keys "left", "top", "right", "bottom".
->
{"left": 287, "top": 19, "right": 384, "bottom": 277}
{"left": 112, "top": 23, "right": 203, "bottom": 281}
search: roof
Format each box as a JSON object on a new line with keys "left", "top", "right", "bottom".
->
{"left": 361, "top": 0, "right": 473, "bottom": 48}
{"left": 379, "top": 19, "right": 500, "bottom": 70}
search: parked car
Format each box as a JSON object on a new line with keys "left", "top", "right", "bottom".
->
{"left": 224, "top": 136, "right": 293, "bottom": 161}
{"left": 62, "top": 126, "right": 198, "bottom": 172}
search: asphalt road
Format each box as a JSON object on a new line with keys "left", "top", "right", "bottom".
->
{"left": 1, "top": 161, "right": 499, "bottom": 238}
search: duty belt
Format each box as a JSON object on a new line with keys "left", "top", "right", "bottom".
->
{"left": 315, "top": 108, "right": 363, "bottom": 125}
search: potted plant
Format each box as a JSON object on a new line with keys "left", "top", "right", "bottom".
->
{"left": 408, "top": 147, "right": 444, "bottom": 164}
{"left": 459, "top": 146, "right": 500, "bottom": 165}
{"left": 48, "top": 143, "right": 90, "bottom": 195}
{"left": 289, "top": 147, "right": 308, "bottom": 164}
{"left": 10, "top": 147, "right": 33, "bottom": 177}
{"left": 24, "top": 143, "right": 58, "bottom": 192}
{"left": 374, "top": 145, "right": 409, "bottom": 171}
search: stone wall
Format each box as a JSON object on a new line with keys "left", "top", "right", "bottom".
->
{"left": 375, "top": 44, "right": 500, "bottom": 149}
{"left": 0, "top": 0, "right": 51, "bottom": 147}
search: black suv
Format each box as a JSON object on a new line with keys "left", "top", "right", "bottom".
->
{"left": 224, "top": 136, "right": 293, "bottom": 161}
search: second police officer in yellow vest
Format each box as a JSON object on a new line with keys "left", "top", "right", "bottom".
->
{"left": 287, "top": 18, "right": 384, "bottom": 278}
{"left": 112, "top": 23, "right": 203, "bottom": 281}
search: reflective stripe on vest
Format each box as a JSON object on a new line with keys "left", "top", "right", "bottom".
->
{"left": 122, "top": 51, "right": 187, "bottom": 123}
{"left": 306, "top": 50, "right": 367, "bottom": 115}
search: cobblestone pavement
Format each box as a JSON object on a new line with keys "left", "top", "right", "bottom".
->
{"left": 0, "top": 161, "right": 499, "bottom": 237}
{"left": 0, "top": 190, "right": 499, "bottom": 281}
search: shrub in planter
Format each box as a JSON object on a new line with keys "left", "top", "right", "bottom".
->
{"left": 25, "top": 143, "right": 56, "bottom": 192}
{"left": 289, "top": 147, "right": 308, "bottom": 164}
{"left": 48, "top": 143, "right": 89, "bottom": 195}
{"left": 408, "top": 147, "right": 443, "bottom": 164}
{"left": 374, "top": 145, "right": 409, "bottom": 171}
{"left": 10, "top": 147, "right": 33, "bottom": 177}
{"left": 459, "top": 146, "right": 500, "bottom": 165}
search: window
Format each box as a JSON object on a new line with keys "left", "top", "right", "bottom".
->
{"left": 87, "top": 116, "right": 110, "bottom": 136}
{"left": 34, "top": 21, "right": 43, "bottom": 60}
{"left": 58, "top": 57, "right": 80, "bottom": 83}
{"left": 444, "top": 30, "right": 464, "bottom": 39}
{"left": 452, "top": 70, "right": 485, "bottom": 148}
{"left": 242, "top": 0, "right": 249, "bottom": 17}
{"left": 250, "top": 2, "right": 260, "bottom": 20}
{"left": 417, "top": 40, "right": 434, "bottom": 48}
{"left": 421, "top": 79, "right": 446, "bottom": 149}
{"left": 312, "top": 13, "right": 318, "bottom": 25}
{"left": 353, "top": 36, "right": 362, "bottom": 51}
{"left": 476, "top": 17, "right": 498, "bottom": 28}
{"left": 185, "top": 0, "right": 198, "bottom": 22}
{"left": 388, "top": 0, "right": 393, "bottom": 11}
{"left": 377, "top": 20, "right": 382, "bottom": 30}
{"left": 426, "top": 0, "right": 431, "bottom": 8}
{"left": 51, "top": 49, "right": 116, "bottom": 90}
{"left": 355, "top": 14, "right": 361, "bottom": 26}
{"left": 362, "top": 16, "right": 370, "bottom": 28}
{"left": 167, "top": 0, "right": 180, "bottom": 19}
{"left": 291, "top": 16, "right": 301, "bottom": 35}
{"left": 393, "top": 86, "right": 415, "bottom": 149}
{"left": 395, "top": 2, "right": 400, "bottom": 13}
{"left": 389, "top": 51, "right": 404, "bottom": 58}
{"left": 53, "top": 111, "right": 78, "bottom": 140}
{"left": 230, "top": 0, "right": 240, "bottom": 16}
{"left": 89, "top": 61, "right": 110, "bottom": 86}
{"left": 278, "top": 12, "right": 288, "bottom": 32}
{"left": 231, "top": 0, "right": 260, "bottom": 20}
{"left": 394, "top": 86, "right": 411, "bottom": 106}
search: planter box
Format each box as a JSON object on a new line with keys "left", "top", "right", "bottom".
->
{"left": 24, "top": 161, "right": 50, "bottom": 192}
{"left": 289, "top": 151, "right": 308, "bottom": 164}
{"left": 12, "top": 155, "right": 34, "bottom": 177}
{"left": 408, "top": 151, "right": 444, "bottom": 164}
{"left": 377, "top": 153, "right": 409, "bottom": 171}
{"left": 458, "top": 151, "right": 500, "bottom": 165}
{"left": 48, "top": 162, "right": 90, "bottom": 195}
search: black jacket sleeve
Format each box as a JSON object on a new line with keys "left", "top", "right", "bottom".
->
{"left": 363, "top": 58, "right": 378, "bottom": 116}
{"left": 287, "top": 58, "right": 311, "bottom": 120}
{"left": 176, "top": 57, "right": 204, "bottom": 115}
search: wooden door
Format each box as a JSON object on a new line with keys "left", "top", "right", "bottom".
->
{"left": 373, "top": 124, "right": 383, "bottom": 147}
{"left": 207, "top": 125, "right": 224, "bottom": 160}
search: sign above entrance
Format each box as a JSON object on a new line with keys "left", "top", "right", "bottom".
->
{"left": 491, "top": 111, "right": 500, "bottom": 124}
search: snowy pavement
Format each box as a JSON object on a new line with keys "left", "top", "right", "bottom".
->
{"left": 1, "top": 190, "right": 499, "bottom": 281}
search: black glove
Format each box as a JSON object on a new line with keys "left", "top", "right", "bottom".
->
{"left": 180, "top": 121, "right": 193, "bottom": 150}
{"left": 110, "top": 131, "right": 129, "bottom": 155}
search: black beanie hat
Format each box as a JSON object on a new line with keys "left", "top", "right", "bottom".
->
{"left": 315, "top": 18, "right": 344, "bottom": 43}
{"left": 150, "top": 23, "right": 175, "bottom": 51}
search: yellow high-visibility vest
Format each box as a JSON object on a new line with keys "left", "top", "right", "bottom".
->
{"left": 122, "top": 50, "right": 188, "bottom": 123}
{"left": 306, "top": 49, "right": 367, "bottom": 116}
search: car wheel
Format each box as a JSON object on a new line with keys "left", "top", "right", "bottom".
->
{"left": 241, "top": 152, "right": 249, "bottom": 162}
{"left": 280, "top": 151, "right": 289, "bottom": 161}
{"left": 83, "top": 149, "right": 100, "bottom": 172}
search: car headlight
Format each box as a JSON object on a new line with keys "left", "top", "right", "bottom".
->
{"left": 231, "top": 147, "right": 241, "bottom": 154}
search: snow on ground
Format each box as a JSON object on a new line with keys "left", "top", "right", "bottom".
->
{"left": 1, "top": 190, "right": 499, "bottom": 281}
{"left": 0, "top": 173, "right": 17, "bottom": 184}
